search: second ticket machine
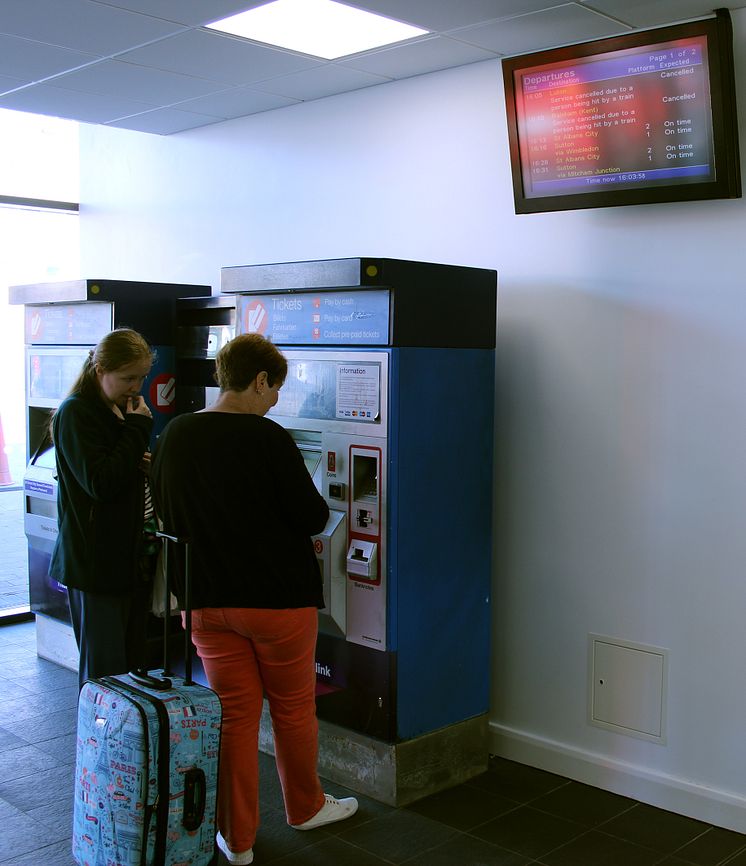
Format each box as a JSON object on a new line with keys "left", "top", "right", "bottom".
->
{"left": 215, "top": 258, "right": 497, "bottom": 803}
{"left": 10, "top": 279, "right": 211, "bottom": 667}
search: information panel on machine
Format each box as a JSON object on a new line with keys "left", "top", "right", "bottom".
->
{"left": 236, "top": 290, "right": 390, "bottom": 346}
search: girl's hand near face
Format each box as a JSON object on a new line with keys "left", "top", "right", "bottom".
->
{"left": 127, "top": 396, "right": 152, "bottom": 419}
{"left": 110, "top": 395, "right": 152, "bottom": 421}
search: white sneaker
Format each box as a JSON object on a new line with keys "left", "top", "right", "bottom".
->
{"left": 290, "top": 793, "right": 359, "bottom": 830}
{"left": 216, "top": 830, "right": 254, "bottom": 865}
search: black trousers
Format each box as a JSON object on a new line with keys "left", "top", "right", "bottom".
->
{"left": 67, "top": 578, "right": 151, "bottom": 691}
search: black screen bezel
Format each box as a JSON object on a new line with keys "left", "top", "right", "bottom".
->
{"left": 502, "top": 11, "right": 741, "bottom": 214}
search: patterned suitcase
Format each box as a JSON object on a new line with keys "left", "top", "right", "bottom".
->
{"left": 73, "top": 535, "right": 221, "bottom": 866}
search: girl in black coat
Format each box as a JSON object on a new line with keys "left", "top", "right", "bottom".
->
{"left": 50, "top": 328, "right": 154, "bottom": 689}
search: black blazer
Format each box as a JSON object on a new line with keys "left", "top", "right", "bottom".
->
{"left": 50, "top": 393, "right": 152, "bottom": 595}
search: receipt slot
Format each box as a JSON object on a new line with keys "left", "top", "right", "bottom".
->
{"left": 223, "top": 257, "right": 496, "bottom": 806}
{"left": 346, "top": 540, "right": 377, "bottom": 580}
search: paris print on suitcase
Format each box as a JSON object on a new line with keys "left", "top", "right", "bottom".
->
{"left": 73, "top": 534, "right": 221, "bottom": 866}
{"left": 73, "top": 672, "right": 221, "bottom": 866}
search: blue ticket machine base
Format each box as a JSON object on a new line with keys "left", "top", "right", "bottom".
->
{"left": 221, "top": 258, "right": 497, "bottom": 805}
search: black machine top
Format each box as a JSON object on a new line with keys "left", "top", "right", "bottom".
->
{"left": 220, "top": 258, "right": 497, "bottom": 349}
{"left": 9, "top": 278, "right": 211, "bottom": 346}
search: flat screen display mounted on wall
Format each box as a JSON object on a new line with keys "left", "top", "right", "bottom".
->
{"left": 502, "top": 9, "right": 741, "bottom": 214}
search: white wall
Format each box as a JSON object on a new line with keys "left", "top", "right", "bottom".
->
{"left": 79, "top": 8, "right": 746, "bottom": 831}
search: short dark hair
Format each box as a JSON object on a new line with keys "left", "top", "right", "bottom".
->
{"left": 215, "top": 333, "right": 287, "bottom": 392}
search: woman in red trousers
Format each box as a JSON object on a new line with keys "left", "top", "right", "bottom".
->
{"left": 152, "top": 333, "right": 357, "bottom": 865}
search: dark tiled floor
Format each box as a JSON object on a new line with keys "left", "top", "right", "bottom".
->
{"left": 1, "top": 618, "right": 746, "bottom": 866}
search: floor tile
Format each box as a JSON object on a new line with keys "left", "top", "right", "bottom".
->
{"left": 0, "top": 727, "right": 27, "bottom": 751}
{"left": 0, "top": 797, "right": 25, "bottom": 820}
{"left": 0, "top": 743, "right": 63, "bottom": 782}
{"left": 602, "top": 804, "right": 711, "bottom": 854}
{"left": 0, "top": 763, "right": 75, "bottom": 812}
{"left": 0, "top": 810, "right": 55, "bottom": 861}
{"left": 25, "top": 794, "right": 75, "bottom": 840}
{"left": 2, "top": 684, "right": 79, "bottom": 721}
{"left": 403, "top": 832, "right": 532, "bottom": 865}
{"left": 469, "top": 757, "right": 568, "bottom": 803}
{"left": 405, "top": 781, "right": 519, "bottom": 830}
{"left": 531, "top": 780, "right": 636, "bottom": 826}
{"left": 267, "top": 834, "right": 393, "bottom": 865}
{"left": 337, "top": 808, "right": 458, "bottom": 863}
{"left": 0, "top": 679, "right": 37, "bottom": 701}
{"left": 28, "top": 732, "right": 77, "bottom": 765}
{"left": 7, "top": 664, "right": 77, "bottom": 691}
{"left": 0, "top": 622, "right": 34, "bottom": 646}
{"left": 470, "top": 805, "right": 586, "bottom": 860}
{"left": 0, "top": 621, "right": 745, "bottom": 866}
{"left": 671, "top": 827, "right": 746, "bottom": 865}
{"left": 0, "top": 838, "right": 76, "bottom": 866}
{"left": 541, "top": 829, "right": 661, "bottom": 865}
{"left": 657, "top": 858, "right": 712, "bottom": 866}
{"left": 7, "top": 706, "right": 77, "bottom": 744}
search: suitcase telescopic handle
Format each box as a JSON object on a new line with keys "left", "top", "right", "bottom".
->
{"left": 153, "top": 530, "right": 195, "bottom": 686}
{"left": 129, "top": 669, "right": 173, "bottom": 690}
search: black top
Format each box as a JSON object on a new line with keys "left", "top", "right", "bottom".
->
{"left": 219, "top": 258, "right": 498, "bottom": 349}
{"left": 151, "top": 412, "right": 328, "bottom": 610}
{"left": 50, "top": 393, "right": 152, "bottom": 595}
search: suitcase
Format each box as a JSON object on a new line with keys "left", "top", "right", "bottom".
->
{"left": 72, "top": 534, "right": 222, "bottom": 866}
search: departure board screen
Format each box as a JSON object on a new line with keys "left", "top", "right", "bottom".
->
{"left": 503, "top": 13, "right": 741, "bottom": 213}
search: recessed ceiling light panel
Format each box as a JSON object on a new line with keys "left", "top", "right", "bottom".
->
{"left": 206, "top": 0, "right": 429, "bottom": 60}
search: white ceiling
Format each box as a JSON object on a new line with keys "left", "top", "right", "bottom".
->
{"left": 1, "top": 0, "right": 744, "bottom": 135}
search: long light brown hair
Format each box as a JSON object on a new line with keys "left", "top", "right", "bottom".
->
{"left": 49, "top": 328, "right": 154, "bottom": 442}
{"left": 68, "top": 327, "right": 154, "bottom": 400}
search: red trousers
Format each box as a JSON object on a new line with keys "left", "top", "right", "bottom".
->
{"left": 189, "top": 607, "right": 325, "bottom": 852}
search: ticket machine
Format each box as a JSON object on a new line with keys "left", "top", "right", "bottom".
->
{"left": 221, "top": 258, "right": 497, "bottom": 804}
{"left": 9, "top": 278, "right": 211, "bottom": 668}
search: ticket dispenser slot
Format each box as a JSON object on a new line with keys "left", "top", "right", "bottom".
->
{"left": 347, "top": 446, "right": 381, "bottom": 584}
{"left": 288, "top": 430, "right": 323, "bottom": 493}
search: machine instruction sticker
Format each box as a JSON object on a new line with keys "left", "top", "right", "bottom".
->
{"left": 25, "top": 479, "right": 55, "bottom": 497}
{"left": 336, "top": 364, "right": 379, "bottom": 421}
{"left": 237, "top": 291, "right": 390, "bottom": 345}
{"left": 25, "top": 303, "right": 113, "bottom": 345}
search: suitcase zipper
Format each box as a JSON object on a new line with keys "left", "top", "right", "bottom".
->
{"left": 103, "top": 676, "right": 171, "bottom": 866}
